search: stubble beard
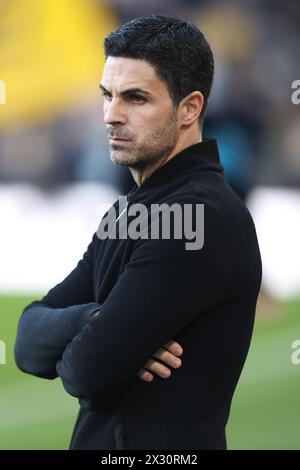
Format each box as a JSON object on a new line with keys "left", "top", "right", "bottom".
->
{"left": 109, "top": 111, "right": 179, "bottom": 172}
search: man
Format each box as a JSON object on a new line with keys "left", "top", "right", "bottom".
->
{"left": 14, "top": 15, "right": 262, "bottom": 450}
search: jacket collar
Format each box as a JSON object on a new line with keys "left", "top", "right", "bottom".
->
{"left": 127, "top": 138, "right": 223, "bottom": 202}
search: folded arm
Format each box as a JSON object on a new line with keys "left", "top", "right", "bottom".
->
{"left": 14, "top": 233, "right": 101, "bottom": 379}
{"left": 56, "top": 207, "right": 230, "bottom": 399}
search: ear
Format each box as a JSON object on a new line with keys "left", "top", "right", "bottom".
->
{"left": 178, "top": 91, "right": 204, "bottom": 127}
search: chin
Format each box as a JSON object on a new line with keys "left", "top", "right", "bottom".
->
{"left": 110, "top": 150, "right": 135, "bottom": 167}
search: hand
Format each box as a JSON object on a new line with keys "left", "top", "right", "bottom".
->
{"left": 136, "top": 339, "right": 183, "bottom": 382}
{"left": 91, "top": 310, "right": 183, "bottom": 382}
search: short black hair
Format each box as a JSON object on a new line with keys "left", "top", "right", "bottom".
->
{"left": 104, "top": 14, "right": 214, "bottom": 129}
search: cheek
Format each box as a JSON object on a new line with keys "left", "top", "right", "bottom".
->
{"left": 103, "top": 102, "right": 109, "bottom": 118}
{"left": 133, "top": 106, "right": 171, "bottom": 130}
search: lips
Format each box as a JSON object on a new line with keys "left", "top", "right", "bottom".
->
{"left": 109, "top": 137, "right": 132, "bottom": 144}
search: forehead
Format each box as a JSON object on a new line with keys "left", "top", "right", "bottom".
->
{"left": 101, "top": 56, "right": 168, "bottom": 94}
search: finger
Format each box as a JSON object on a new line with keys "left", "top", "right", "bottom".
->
{"left": 136, "top": 368, "right": 154, "bottom": 382}
{"left": 152, "top": 347, "right": 182, "bottom": 368}
{"left": 163, "top": 340, "right": 183, "bottom": 356}
{"left": 143, "top": 358, "right": 171, "bottom": 378}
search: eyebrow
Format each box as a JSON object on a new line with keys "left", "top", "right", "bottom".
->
{"left": 99, "top": 84, "right": 151, "bottom": 97}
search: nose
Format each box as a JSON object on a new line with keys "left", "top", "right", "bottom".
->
{"left": 103, "top": 98, "right": 126, "bottom": 126}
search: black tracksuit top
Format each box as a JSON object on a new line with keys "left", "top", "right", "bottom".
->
{"left": 14, "top": 139, "right": 262, "bottom": 449}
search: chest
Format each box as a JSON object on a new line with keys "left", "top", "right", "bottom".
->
{"left": 93, "top": 236, "right": 135, "bottom": 303}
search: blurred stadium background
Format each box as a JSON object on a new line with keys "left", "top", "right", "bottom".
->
{"left": 0, "top": 0, "right": 300, "bottom": 449}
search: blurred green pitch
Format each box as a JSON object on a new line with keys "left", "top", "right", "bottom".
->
{"left": 0, "top": 295, "right": 299, "bottom": 450}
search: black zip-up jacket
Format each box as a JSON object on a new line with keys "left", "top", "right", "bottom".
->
{"left": 14, "top": 139, "right": 262, "bottom": 450}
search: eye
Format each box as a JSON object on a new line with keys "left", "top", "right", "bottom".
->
{"left": 101, "top": 91, "right": 112, "bottom": 101}
{"left": 128, "top": 94, "right": 146, "bottom": 103}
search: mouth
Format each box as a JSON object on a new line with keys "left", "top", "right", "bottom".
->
{"left": 109, "top": 137, "right": 131, "bottom": 144}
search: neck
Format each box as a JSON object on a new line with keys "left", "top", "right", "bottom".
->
{"left": 130, "top": 133, "right": 202, "bottom": 187}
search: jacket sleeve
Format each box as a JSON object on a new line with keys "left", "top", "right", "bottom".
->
{"left": 56, "top": 206, "right": 230, "bottom": 400}
{"left": 14, "top": 232, "right": 101, "bottom": 379}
